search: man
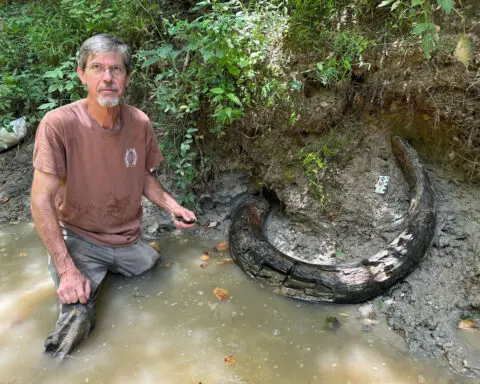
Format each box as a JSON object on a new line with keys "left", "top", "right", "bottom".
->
{"left": 31, "top": 34, "right": 197, "bottom": 357}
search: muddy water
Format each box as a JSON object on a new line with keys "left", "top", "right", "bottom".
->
{"left": 0, "top": 223, "right": 474, "bottom": 384}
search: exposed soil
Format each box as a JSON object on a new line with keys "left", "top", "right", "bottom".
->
{"left": 0, "top": 140, "right": 33, "bottom": 224}
{"left": 262, "top": 123, "right": 480, "bottom": 377}
{"left": 2, "top": 117, "right": 479, "bottom": 377}
{"left": 266, "top": 128, "right": 412, "bottom": 266}
{"left": 1, "top": 26, "right": 479, "bottom": 378}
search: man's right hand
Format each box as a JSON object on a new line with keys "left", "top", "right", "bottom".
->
{"left": 57, "top": 267, "right": 91, "bottom": 305}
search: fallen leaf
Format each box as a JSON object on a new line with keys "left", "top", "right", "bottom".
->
{"left": 213, "top": 287, "right": 229, "bottom": 301}
{"left": 18, "top": 252, "right": 28, "bottom": 257}
{"left": 454, "top": 34, "right": 471, "bottom": 68}
{"left": 224, "top": 354, "right": 236, "bottom": 366}
{"left": 324, "top": 316, "right": 341, "bottom": 331}
{"left": 163, "top": 262, "right": 172, "bottom": 268}
{"left": 216, "top": 241, "right": 229, "bottom": 251}
{"left": 0, "top": 195, "right": 8, "bottom": 204}
{"left": 148, "top": 241, "right": 161, "bottom": 252}
{"left": 338, "top": 312, "right": 350, "bottom": 317}
{"left": 327, "top": 212, "right": 337, "bottom": 221}
{"left": 200, "top": 254, "right": 210, "bottom": 261}
{"left": 224, "top": 258, "right": 234, "bottom": 264}
{"left": 459, "top": 319, "right": 478, "bottom": 330}
{"left": 200, "top": 262, "right": 210, "bottom": 269}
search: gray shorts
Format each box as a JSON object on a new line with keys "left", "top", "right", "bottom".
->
{"left": 48, "top": 228, "right": 160, "bottom": 293}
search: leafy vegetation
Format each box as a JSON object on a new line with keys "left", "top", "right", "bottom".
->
{"left": 1, "top": 0, "right": 472, "bottom": 203}
{"left": 377, "top": 0, "right": 466, "bottom": 59}
{"left": 138, "top": 0, "right": 295, "bottom": 205}
{"left": 0, "top": 0, "right": 160, "bottom": 130}
{"left": 299, "top": 132, "right": 340, "bottom": 209}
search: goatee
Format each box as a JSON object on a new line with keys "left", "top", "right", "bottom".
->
{"left": 98, "top": 96, "right": 120, "bottom": 107}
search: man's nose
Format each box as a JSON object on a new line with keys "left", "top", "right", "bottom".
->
{"left": 101, "top": 68, "right": 113, "bottom": 81}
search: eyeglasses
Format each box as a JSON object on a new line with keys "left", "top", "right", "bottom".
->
{"left": 88, "top": 63, "right": 126, "bottom": 76}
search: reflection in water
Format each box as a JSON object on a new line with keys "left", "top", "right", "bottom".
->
{"left": 0, "top": 223, "right": 472, "bottom": 383}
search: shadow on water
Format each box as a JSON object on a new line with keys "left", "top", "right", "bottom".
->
{"left": 0, "top": 223, "right": 476, "bottom": 383}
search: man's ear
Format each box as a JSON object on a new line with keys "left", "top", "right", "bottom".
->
{"left": 77, "top": 67, "right": 87, "bottom": 85}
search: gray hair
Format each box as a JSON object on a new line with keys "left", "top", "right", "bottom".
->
{"left": 77, "top": 34, "right": 132, "bottom": 74}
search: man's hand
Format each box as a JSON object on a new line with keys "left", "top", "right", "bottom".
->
{"left": 57, "top": 267, "right": 91, "bottom": 305}
{"left": 143, "top": 172, "right": 198, "bottom": 229}
{"left": 171, "top": 207, "right": 198, "bottom": 229}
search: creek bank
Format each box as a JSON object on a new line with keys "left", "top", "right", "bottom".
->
{"left": 1, "top": 40, "right": 480, "bottom": 377}
{"left": 1, "top": 120, "right": 480, "bottom": 378}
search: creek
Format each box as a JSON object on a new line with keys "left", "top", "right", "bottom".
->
{"left": 0, "top": 222, "right": 476, "bottom": 384}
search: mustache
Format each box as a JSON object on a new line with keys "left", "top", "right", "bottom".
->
{"left": 99, "top": 84, "right": 119, "bottom": 91}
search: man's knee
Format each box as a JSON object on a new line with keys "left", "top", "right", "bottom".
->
{"left": 113, "top": 241, "right": 160, "bottom": 276}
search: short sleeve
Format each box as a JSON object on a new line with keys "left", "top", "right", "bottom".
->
{"left": 33, "top": 117, "right": 67, "bottom": 179}
{"left": 144, "top": 119, "right": 163, "bottom": 172}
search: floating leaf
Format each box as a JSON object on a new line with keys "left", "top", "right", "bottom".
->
{"left": 224, "top": 354, "right": 236, "bottom": 366}
{"left": 18, "top": 252, "right": 28, "bottom": 257}
{"left": 163, "top": 262, "right": 172, "bottom": 268}
{"left": 200, "top": 262, "right": 210, "bottom": 269}
{"left": 324, "top": 316, "right": 341, "bottom": 330}
{"left": 224, "top": 258, "right": 234, "bottom": 264}
{"left": 148, "top": 241, "right": 161, "bottom": 252}
{"left": 454, "top": 35, "right": 471, "bottom": 68}
{"left": 459, "top": 319, "right": 478, "bottom": 330}
{"left": 216, "top": 241, "right": 229, "bottom": 251}
{"left": 338, "top": 312, "right": 350, "bottom": 317}
{"left": 200, "top": 254, "right": 210, "bottom": 261}
{"left": 213, "top": 287, "right": 229, "bottom": 301}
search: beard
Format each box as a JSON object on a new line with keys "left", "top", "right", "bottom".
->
{"left": 97, "top": 94, "right": 120, "bottom": 108}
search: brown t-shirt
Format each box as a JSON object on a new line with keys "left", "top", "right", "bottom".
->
{"left": 33, "top": 99, "right": 163, "bottom": 247}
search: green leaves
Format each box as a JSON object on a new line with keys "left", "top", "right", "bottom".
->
{"left": 421, "top": 33, "right": 436, "bottom": 60}
{"left": 436, "top": 0, "right": 453, "bottom": 13}
{"left": 226, "top": 93, "right": 242, "bottom": 106}
{"left": 44, "top": 68, "right": 64, "bottom": 79}
{"left": 0, "top": 0, "right": 159, "bottom": 126}
{"left": 411, "top": 23, "right": 436, "bottom": 35}
{"left": 143, "top": 0, "right": 293, "bottom": 204}
{"left": 210, "top": 88, "right": 225, "bottom": 95}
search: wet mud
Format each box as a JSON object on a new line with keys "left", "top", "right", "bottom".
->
{"left": 1, "top": 124, "right": 479, "bottom": 378}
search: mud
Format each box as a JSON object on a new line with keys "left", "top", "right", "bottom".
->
{"left": 1, "top": 115, "right": 479, "bottom": 378}
{"left": 262, "top": 125, "right": 480, "bottom": 377}
{"left": 0, "top": 141, "right": 33, "bottom": 224}
{"left": 266, "top": 129, "right": 412, "bottom": 265}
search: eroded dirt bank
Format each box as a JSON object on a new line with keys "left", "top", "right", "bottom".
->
{"left": 1, "top": 44, "right": 479, "bottom": 379}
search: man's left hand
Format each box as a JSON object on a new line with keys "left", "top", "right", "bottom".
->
{"left": 171, "top": 208, "right": 197, "bottom": 229}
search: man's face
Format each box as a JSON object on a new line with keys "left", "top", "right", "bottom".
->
{"left": 77, "top": 52, "right": 130, "bottom": 108}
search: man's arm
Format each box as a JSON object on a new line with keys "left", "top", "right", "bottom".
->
{"left": 30, "top": 169, "right": 90, "bottom": 304}
{"left": 143, "top": 172, "right": 197, "bottom": 229}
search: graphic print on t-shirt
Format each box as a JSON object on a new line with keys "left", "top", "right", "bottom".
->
{"left": 125, "top": 148, "right": 138, "bottom": 168}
